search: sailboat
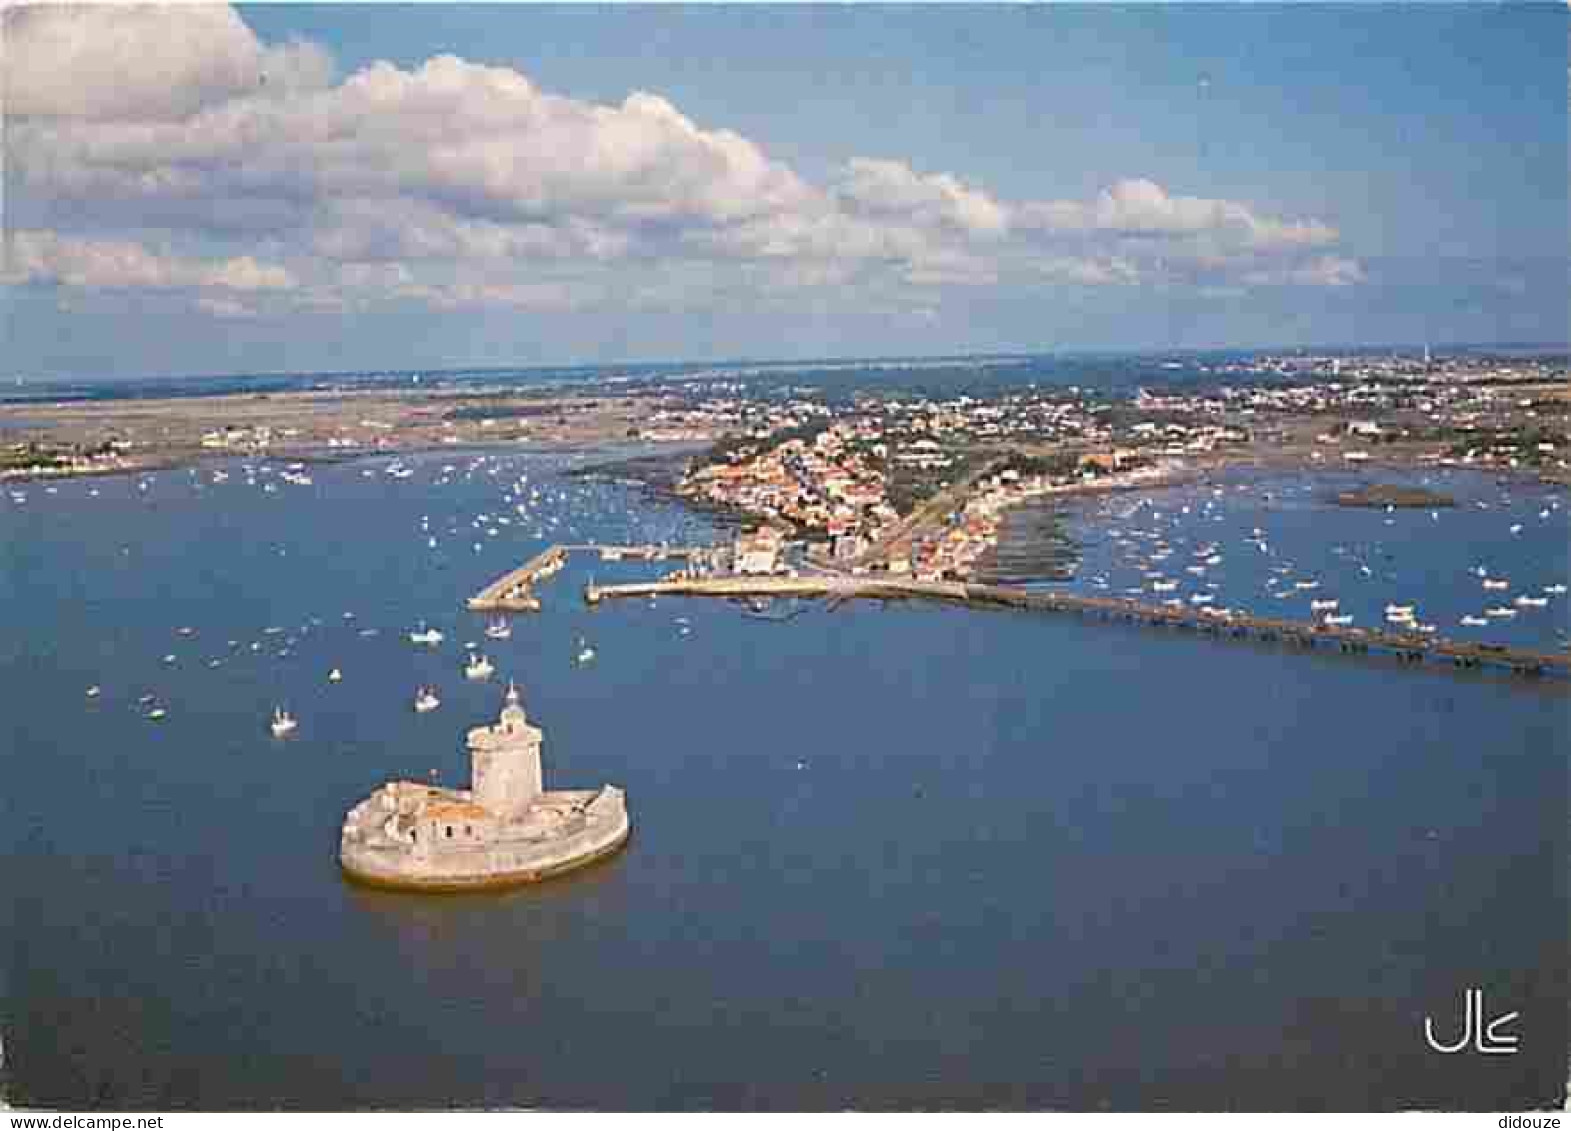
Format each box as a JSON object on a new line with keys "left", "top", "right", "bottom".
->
{"left": 484, "top": 618, "right": 512, "bottom": 640}
{"left": 409, "top": 622, "right": 444, "bottom": 646}
{"left": 270, "top": 707, "right": 298, "bottom": 737}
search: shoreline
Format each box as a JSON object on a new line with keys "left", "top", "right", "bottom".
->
{"left": 0, "top": 385, "right": 690, "bottom": 484}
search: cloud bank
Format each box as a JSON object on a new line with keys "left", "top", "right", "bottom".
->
{"left": 6, "top": 4, "right": 1363, "bottom": 321}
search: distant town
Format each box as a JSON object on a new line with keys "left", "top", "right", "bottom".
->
{"left": 665, "top": 350, "right": 1567, "bottom": 582}
{"left": 5, "top": 350, "right": 1567, "bottom": 590}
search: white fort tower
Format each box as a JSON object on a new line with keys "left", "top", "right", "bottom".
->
{"left": 469, "top": 682, "right": 544, "bottom": 818}
{"left": 339, "top": 683, "right": 629, "bottom": 891}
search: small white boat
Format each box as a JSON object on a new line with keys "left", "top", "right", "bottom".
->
{"left": 464, "top": 653, "right": 496, "bottom": 680}
{"left": 270, "top": 707, "right": 297, "bottom": 737}
{"left": 146, "top": 706, "right": 167, "bottom": 721}
{"left": 1482, "top": 579, "right": 1509, "bottom": 591}
{"left": 1151, "top": 580, "right": 1178, "bottom": 593}
{"left": 574, "top": 637, "right": 596, "bottom": 666}
{"left": 1514, "top": 595, "right": 1548, "bottom": 608}
{"left": 328, "top": 668, "right": 343, "bottom": 683}
{"left": 409, "top": 623, "right": 444, "bottom": 646}
{"left": 1384, "top": 604, "right": 1415, "bottom": 617}
{"left": 484, "top": 618, "right": 512, "bottom": 640}
{"left": 1294, "top": 580, "right": 1320, "bottom": 591}
{"left": 1310, "top": 598, "right": 1339, "bottom": 612}
{"left": 85, "top": 685, "right": 101, "bottom": 698}
{"left": 1546, "top": 584, "right": 1568, "bottom": 595}
{"left": 1322, "top": 614, "right": 1354, "bottom": 626}
{"left": 414, "top": 686, "right": 441, "bottom": 713}
{"left": 1485, "top": 606, "right": 1518, "bottom": 619}
{"left": 1459, "top": 615, "right": 1489, "bottom": 628}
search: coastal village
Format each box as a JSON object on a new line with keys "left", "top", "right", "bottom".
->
{"left": 6, "top": 351, "right": 1568, "bottom": 653}
{"left": 664, "top": 353, "right": 1567, "bottom": 584}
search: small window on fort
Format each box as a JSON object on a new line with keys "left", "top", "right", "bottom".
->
{"left": 445, "top": 825, "right": 453, "bottom": 838}
{"left": 465, "top": 825, "right": 473, "bottom": 836}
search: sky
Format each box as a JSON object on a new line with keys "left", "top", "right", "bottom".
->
{"left": 4, "top": 2, "right": 1567, "bottom": 380}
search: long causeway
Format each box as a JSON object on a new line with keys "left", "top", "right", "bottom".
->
{"left": 471, "top": 545, "right": 1570, "bottom": 679}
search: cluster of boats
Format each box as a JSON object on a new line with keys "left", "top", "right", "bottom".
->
{"left": 250, "top": 608, "right": 599, "bottom": 735}
{"left": 1092, "top": 482, "right": 1570, "bottom": 647}
{"left": 65, "top": 451, "right": 705, "bottom": 739}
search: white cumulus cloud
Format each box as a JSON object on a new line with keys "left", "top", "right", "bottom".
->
{"left": 5, "top": 4, "right": 332, "bottom": 120}
{"left": 6, "top": 4, "right": 1364, "bottom": 319}
{"left": 6, "top": 230, "right": 295, "bottom": 292}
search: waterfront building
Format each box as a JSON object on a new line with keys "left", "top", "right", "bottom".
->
{"left": 734, "top": 527, "right": 785, "bottom": 575}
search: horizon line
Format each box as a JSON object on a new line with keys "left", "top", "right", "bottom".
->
{"left": 9, "top": 338, "right": 1567, "bottom": 388}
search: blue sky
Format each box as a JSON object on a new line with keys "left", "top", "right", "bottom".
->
{"left": 5, "top": 3, "right": 1566, "bottom": 379}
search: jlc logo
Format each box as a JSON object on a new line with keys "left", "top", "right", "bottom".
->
{"left": 1423, "top": 988, "right": 1519, "bottom": 1054}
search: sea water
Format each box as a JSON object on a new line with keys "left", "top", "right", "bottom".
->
{"left": 1, "top": 447, "right": 1565, "bottom": 1109}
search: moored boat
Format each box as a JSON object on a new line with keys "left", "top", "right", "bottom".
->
{"left": 484, "top": 618, "right": 512, "bottom": 640}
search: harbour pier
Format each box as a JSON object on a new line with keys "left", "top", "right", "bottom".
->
{"left": 467, "top": 543, "right": 717, "bottom": 611}
{"left": 465, "top": 546, "right": 565, "bottom": 611}
{"left": 472, "top": 544, "right": 1568, "bottom": 679}
{"left": 581, "top": 574, "right": 1570, "bottom": 681}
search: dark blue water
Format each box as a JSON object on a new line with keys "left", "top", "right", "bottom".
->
{"left": 2, "top": 451, "right": 1566, "bottom": 1109}
{"left": 1052, "top": 467, "right": 1570, "bottom": 652}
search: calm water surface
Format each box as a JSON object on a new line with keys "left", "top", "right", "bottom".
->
{"left": 2, "top": 451, "right": 1566, "bottom": 1109}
